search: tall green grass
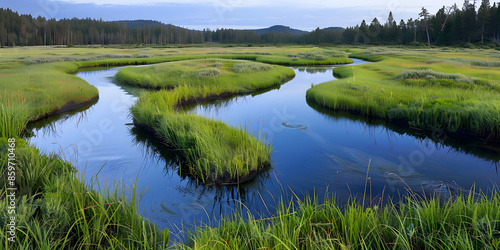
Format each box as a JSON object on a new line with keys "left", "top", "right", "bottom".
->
{"left": 0, "top": 103, "right": 30, "bottom": 138}
{"left": 181, "top": 191, "right": 500, "bottom": 249}
{"left": 123, "top": 59, "right": 295, "bottom": 184}
{"left": 0, "top": 143, "right": 169, "bottom": 249}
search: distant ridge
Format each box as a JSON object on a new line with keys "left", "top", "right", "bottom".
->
{"left": 116, "top": 20, "right": 199, "bottom": 32}
{"left": 117, "top": 20, "right": 167, "bottom": 28}
{"left": 322, "top": 27, "right": 345, "bottom": 31}
{"left": 116, "top": 22, "right": 334, "bottom": 35}
{"left": 252, "top": 25, "right": 308, "bottom": 35}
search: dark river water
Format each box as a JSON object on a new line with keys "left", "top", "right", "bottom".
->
{"left": 27, "top": 59, "right": 499, "bottom": 236}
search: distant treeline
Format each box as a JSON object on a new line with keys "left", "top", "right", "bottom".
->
{"left": 344, "top": 1, "right": 500, "bottom": 45}
{"left": 0, "top": 7, "right": 341, "bottom": 46}
{"left": 0, "top": 1, "right": 499, "bottom": 47}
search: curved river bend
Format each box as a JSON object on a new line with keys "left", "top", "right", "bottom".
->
{"left": 28, "top": 59, "right": 499, "bottom": 233}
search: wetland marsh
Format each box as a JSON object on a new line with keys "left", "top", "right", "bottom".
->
{"left": 1, "top": 46, "right": 500, "bottom": 249}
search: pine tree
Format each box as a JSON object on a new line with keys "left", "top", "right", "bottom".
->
{"left": 387, "top": 11, "right": 395, "bottom": 27}
{"left": 419, "top": 7, "right": 431, "bottom": 46}
{"left": 462, "top": 0, "right": 477, "bottom": 42}
{"left": 478, "top": 0, "right": 491, "bottom": 43}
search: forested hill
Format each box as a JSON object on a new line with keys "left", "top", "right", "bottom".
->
{"left": 0, "top": 1, "right": 499, "bottom": 47}
{"left": 117, "top": 20, "right": 165, "bottom": 28}
{"left": 252, "top": 25, "right": 307, "bottom": 35}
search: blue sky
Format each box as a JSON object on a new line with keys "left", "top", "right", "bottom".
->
{"left": 2, "top": 0, "right": 463, "bottom": 31}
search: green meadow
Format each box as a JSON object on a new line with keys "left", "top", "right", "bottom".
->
{"left": 118, "top": 59, "right": 295, "bottom": 184}
{"left": 307, "top": 47, "right": 500, "bottom": 138}
{"left": 0, "top": 45, "right": 499, "bottom": 249}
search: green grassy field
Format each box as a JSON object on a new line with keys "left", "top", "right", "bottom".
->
{"left": 119, "top": 59, "right": 295, "bottom": 184}
{"left": 307, "top": 47, "right": 500, "bottom": 138}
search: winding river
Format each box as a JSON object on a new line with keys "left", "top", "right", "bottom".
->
{"left": 27, "top": 59, "right": 499, "bottom": 234}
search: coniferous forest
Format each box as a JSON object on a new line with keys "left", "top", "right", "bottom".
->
{"left": 1, "top": 0, "right": 499, "bottom": 47}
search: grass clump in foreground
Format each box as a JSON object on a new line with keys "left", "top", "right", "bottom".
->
{"left": 182, "top": 191, "right": 500, "bottom": 249}
{"left": 307, "top": 47, "right": 500, "bottom": 138}
{"left": 0, "top": 141, "right": 169, "bottom": 249}
{"left": 118, "top": 59, "right": 295, "bottom": 184}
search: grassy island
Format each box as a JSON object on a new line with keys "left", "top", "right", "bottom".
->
{"left": 307, "top": 47, "right": 500, "bottom": 138}
{"left": 117, "top": 59, "right": 296, "bottom": 184}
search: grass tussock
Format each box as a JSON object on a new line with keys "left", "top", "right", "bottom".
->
{"left": 233, "top": 62, "right": 272, "bottom": 73}
{"left": 0, "top": 102, "right": 30, "bottom": 138}
{"left": 307, "top": 47, "right": 500, "bottom": 138}
{"left": 395, "top": 69, "right": 475, "bottom": 84}
{"left": 120, "top": 59, "right": 295, "bottom": 184}
{"left": 428, "top": 58, "right": 500, "bottom": 68}
{"left": 182, "top": 191, "right": 500, "bottom": 249}
{"left": 349, "top": 53, "right": 384, "bottom": 62}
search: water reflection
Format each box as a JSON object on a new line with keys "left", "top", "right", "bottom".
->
{"left": 307, "top": 99, "right": 500, "bottom": 168}
{"left": 296, "top": 67, "right": 328, "bottom": 74}
{"left": 182, "top": 84, "right": 282, "bottom": 114}
{"left": 26, "top": 101, "right": 96, "bottom": 139}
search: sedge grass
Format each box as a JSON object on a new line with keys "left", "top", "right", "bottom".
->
{"left": 0, "top": 142, "right": 168, "bottom": 249}
{"left": 180, "top": 189, "right": 500, "bottom": 250}
{"left": 123, "top": 59, "right": 295, "bottom": 184}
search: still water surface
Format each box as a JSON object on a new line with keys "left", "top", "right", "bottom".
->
{"left": 28, "top": 59, "right": 499, "bottom": 234}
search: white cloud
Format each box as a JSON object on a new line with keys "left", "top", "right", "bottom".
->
{"left": 50, "top": 0, "right": 461, "bottom": 10}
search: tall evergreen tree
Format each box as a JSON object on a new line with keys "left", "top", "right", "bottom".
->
{"left": 419, "top": 7, "right": 432, "bottom": 46}
{"left": 463, "top": 0, "right": 477, "bottom": 42}
{"left": 478, "top": 0, "right": 491, "bottom": 43}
